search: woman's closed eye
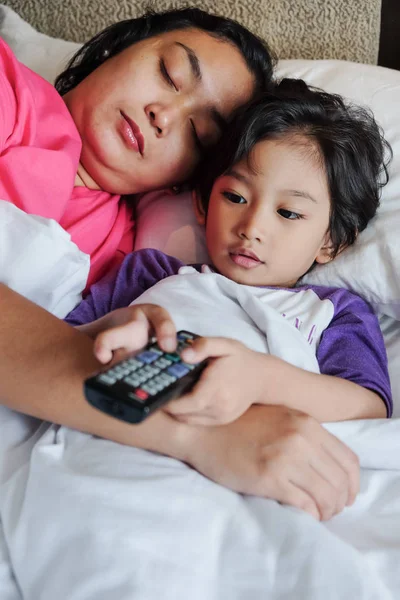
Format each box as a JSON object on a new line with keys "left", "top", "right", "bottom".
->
{"left": 159, "top": 58, "right": 203, "bottom": 152}
{"left": 222, "top": 191, "right": 246, "bottom": 204}
{"left": 159, "top": 58, "right": 178, "bottom": 91}
{"left": 278, "top": 208, "right": 303, "bottom": 220}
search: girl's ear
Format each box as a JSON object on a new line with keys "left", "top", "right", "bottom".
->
{"left": 192, "top": 190, "right": 206, "bottom": 225}
{"left": 315, "top": 233, "right": 335, "bottom": 265}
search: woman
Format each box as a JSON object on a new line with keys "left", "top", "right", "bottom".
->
{"left": 0, "top": 7, "right": 358, "bottom": 521}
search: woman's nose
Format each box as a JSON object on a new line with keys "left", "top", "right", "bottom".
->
{"left": 145, "top": 103, "right": 181, "bottom": 137}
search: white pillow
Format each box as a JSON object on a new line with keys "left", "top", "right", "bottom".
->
{"left": 0, "top": 5, "right": 80, "bottom": 82}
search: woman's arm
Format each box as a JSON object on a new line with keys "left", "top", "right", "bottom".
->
{"left": 0, "top": 284, "right": 359, "bottom": 520}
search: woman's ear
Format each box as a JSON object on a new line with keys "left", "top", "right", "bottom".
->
{"left": 192, "top": 190, "right": 206, "bottom": 225}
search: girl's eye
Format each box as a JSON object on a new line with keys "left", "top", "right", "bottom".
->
{"left": 278, "top": 208, "right": 303, "bottom": 220}
{"left": 159, "top": 58, "right": 178, "bottom": 91}
{"left": 222, "top": 191, "right": 246, "bottom": 204}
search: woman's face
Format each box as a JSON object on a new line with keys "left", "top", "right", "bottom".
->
{"left": 64, "top": 28, "right": 256, "bottom": 195}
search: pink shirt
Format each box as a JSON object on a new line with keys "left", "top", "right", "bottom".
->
{"left": 0, "top": 39, "right": 135, "bottom": 288}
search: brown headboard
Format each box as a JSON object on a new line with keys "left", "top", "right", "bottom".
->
{"left": 3, "top": 0, "right": 398, "bottom": 70}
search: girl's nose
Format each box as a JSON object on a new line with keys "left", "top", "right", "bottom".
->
{"left": 238, "top": 214, "right": 264, "bottom": 243}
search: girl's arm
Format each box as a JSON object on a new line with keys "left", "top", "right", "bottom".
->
{"left": 257, "top": 354, "right": 387, "bottom": 421}
{"left": 0, "top": 283, "right": 359, "bottom": 521}
{"left": 166, "top": 289, "right": 391, "bottom": 424}
{"left": 165, "top": 337, "right": 387, "bottom": 424}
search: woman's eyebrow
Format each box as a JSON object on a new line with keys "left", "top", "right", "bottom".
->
{"left": 174, "top": 41, "right": 226, "bottom": 131}
{"left": 175, "top": 42, "right": 202, "bottom": 81}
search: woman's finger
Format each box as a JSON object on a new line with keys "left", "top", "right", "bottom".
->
{"left": 309, "top": 450, "right": 350, "bottom": 516}
{"left": 320, "top": 433, "right": 360, "bottom": 506}
{"left": 287, "top": 465, "right": 339, "bottom": 521}
{"left": 271, "top": 480, "right": 321, "bottom": 521}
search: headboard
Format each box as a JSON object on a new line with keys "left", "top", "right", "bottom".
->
{"left": 3, "top": 0, "right": 399, "bottom": 70}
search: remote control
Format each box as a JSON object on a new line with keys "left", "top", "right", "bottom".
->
{"left": 84, "top": 331, "right": 207, "bottom": 423}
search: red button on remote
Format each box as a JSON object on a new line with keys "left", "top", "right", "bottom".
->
{"left": 135, "top": 389, "right": 149, "bottom": 400}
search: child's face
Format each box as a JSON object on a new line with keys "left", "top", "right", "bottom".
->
{"left": 197, "top": 136, "right": 333, "bottom": 287}
{"left": 63, "top": 29, "right": 255, "bottom": 195}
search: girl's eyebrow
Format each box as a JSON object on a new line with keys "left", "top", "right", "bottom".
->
{"left": 285, "top": 189, "right": 318, "bottom": 203}
{"left": 225, "top": 169, "right": 251, "bottom": 185}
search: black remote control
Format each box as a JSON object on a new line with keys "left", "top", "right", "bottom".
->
{"left": 84, "top": 331, "right": 207, "bottom": 423}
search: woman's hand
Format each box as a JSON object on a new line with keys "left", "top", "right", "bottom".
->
{"left": 166, "top": 336, "right": 269, "bottom": 425}
{"left": 184, "top": 404, "right": 360, "bottom": 521}
{"left": 92, "top": 304, "right": 177, "bottom": 364}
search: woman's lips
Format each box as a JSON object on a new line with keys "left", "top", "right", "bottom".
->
{"left": 119, "top": 111, "right": 145, "bottom": 154}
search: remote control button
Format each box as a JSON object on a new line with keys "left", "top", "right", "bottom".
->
{"left": 141, "top": 384, "right": 157, "bottom": 396}
{"left": 98, "top": 374, "right": 116, "bottom": 385}
{"left": 123, "top": 376, "right": 139, "bottom": 387}
{"left": 167, "top": 363, "right": 190, "bottom": 378}
{"left": 154, "top": 358, "right": 172, "bottom": 369}
{"left": 164, "top": 353, "right": 181, "bottom": 363}
{"left": 178, "top": 332, "right": 194, "bottom": 341}
{"left": 158, "top": 372, "right": 171, "bottom": 382}
{"left": 135, "top": 388, "right": 149, "bottom": 400}
{"left": 182, "top": 362, "right": 195, "bottom": 370}
{"left": 149, "top": 346, "right": 163, "bottom": 355}
{"left": 137, "top": 351, "right": 160, "bottom": 364}
{"left": 128, "top": 391, "right": 146, "bottom": 403}
{"left": 126, "top": 359, "right": 141, "bottom": 370}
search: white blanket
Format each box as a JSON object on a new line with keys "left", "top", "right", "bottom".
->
{"left": 0, "top": 202, "right": 89, "bottom": 318}
{"left": 0, "top": 409, "right": 400, "bottom": 599}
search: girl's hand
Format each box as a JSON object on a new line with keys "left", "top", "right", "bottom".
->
{"left": 166, "top": 337, "right": 268, "bottom": 425}
{"left": 93, "top": 304, "right": 177, "bottom": 364}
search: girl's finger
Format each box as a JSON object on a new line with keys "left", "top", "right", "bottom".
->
{"left": 181, "top": 336, "right": 240, "bottom": 363}
{"left": 94, "top": 319, "right": 149, "bottom": 363}
{"left": 140, "top": 305, "right": 177, "bottom": 352}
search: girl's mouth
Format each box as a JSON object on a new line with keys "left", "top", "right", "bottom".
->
{"left": 229, "top": 251, "right": 263, "bottom": 269}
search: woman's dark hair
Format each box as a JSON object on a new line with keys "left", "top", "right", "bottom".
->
{"left": 55, "top": 7, "right": 275, "bottom": 97}
{"left": 196, "top": 78, "right": 392, "bottom": 258}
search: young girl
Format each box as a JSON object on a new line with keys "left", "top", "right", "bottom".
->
{"left": 67, "top": 78, "right": 392, "bottom": 427}
{"left": 0, "top": 7, "right": 273, "bottom": 287}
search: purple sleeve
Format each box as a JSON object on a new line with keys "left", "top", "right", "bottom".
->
{"left": 313, "top": 287, "right": 392, "bottom": 417}
{"left": 65, "top": 249, "right": 184, "bottom": 326}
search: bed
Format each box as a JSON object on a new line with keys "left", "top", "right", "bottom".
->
{"left": 2, "top": 3, "right": 400, "bottom": 599}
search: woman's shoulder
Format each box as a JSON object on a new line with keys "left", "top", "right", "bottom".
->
{"left": 0, "top": 37, "right": 79, "bottom": 149}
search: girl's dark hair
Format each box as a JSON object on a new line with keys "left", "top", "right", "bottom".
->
{"left": 196, "top": 78, "right": 392, "bottom": 258}
{"left": 55, "top": 7, "right": 275, "bottom": 97}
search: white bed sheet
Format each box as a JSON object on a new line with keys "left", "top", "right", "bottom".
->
{"left": 1, "top": 409, "right": 400, "bottom": 599}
